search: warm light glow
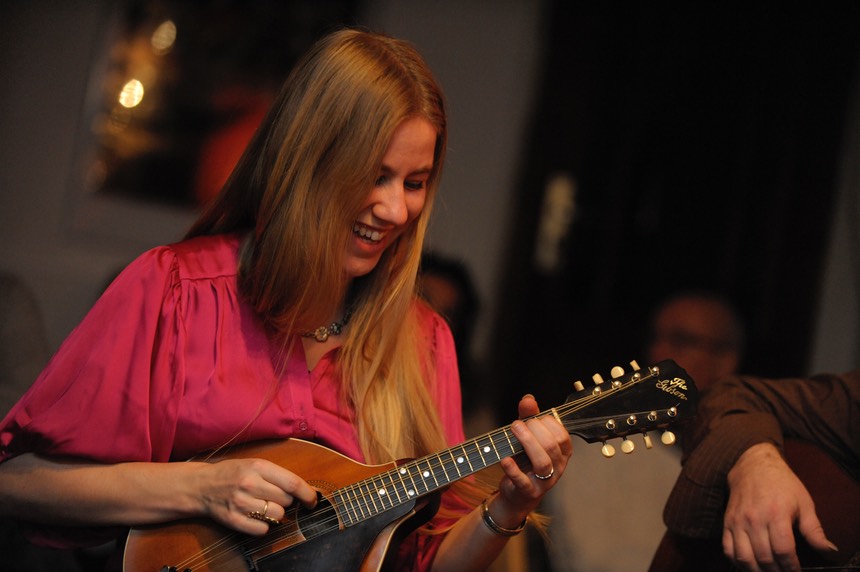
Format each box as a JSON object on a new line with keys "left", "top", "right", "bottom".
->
{"left": 534, "top": 172, "right": 577, "bottom": 274}
{"left": 118, "top": 79, "right": 145, "bottom": 108}
{"left": 151, "top": 20, "right": 177, "bottom": 55}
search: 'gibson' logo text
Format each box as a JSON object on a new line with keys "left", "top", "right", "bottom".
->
{"left": 655, "top": 377, "right": 689, "bottom": 400}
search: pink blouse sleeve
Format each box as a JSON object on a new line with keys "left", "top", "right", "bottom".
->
{"left": 0, "top": 246, "right": 186, "bottom": 465}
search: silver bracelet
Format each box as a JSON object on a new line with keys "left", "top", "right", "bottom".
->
{"left": 480, "top": 498, "right": 527, "bottom": 537}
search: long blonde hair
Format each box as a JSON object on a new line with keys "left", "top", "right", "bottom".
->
{"left": 187, "top": 28, "right": 449, "bottom": 464}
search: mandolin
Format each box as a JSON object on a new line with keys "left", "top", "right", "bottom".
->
{"left": 124, "top": 359, "right": 698, "bottom": 572}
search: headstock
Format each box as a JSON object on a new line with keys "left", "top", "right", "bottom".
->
{"left": 555, "top": 359, "right": 698, "bottom": 457}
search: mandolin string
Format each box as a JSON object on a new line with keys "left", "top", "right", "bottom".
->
{"left": 171, "top": 529, "right": 247, "bottom": 569}
{"left": 167, "top": 504, "right": 330, "bottom": 568}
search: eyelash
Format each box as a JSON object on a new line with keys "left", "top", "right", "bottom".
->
{"left": 375, "top": 176, "right": 426, "bottom": 191}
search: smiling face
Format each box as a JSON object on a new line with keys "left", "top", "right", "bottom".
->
{"left": 345, "top": 116, "right": 437, "bottom": 279}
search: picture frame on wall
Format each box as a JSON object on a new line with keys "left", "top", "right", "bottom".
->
{"left": 65, "top": 0, "right": 357, "bottom": 246}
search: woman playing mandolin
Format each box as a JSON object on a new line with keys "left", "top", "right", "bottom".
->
{"left": 0, "top": 28, "right": 572, "bottom": 570}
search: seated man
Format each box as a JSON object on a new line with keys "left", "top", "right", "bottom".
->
{"left": 654, "top": 370, "right": 860, "bottom": 571}
{"left": 545, "top": 291, "right": 744, "bottom": 572}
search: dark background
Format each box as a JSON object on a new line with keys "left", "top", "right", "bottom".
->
{"left": 488, "top": 3, "right": 860, "bottom": 415}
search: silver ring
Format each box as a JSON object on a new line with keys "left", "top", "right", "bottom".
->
{"left": 534, "top": 466, "right": 554, "bottom": 480}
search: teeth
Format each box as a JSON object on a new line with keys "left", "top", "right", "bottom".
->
{"left": 353, "top": 224, "right": 382, "bottom": 242}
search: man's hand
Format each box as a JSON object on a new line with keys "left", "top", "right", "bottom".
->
{"left": 722, "top": 442, "right": 838, "bottom": 571}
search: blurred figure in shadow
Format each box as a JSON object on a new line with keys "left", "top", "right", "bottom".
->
{"left": 544, "top": 290, "right": 745, "bottom": 572}
{"left": 0, "top": 272, "right": 50, "bottom": 416}
{"left": 0, "top": 272, "right": 88, "bottom": 571}
{"left": 418, "top": 252, "right": 492, "bottom": 436}
{"left": 646, "top": 290, "right": 745, "bottom": 392}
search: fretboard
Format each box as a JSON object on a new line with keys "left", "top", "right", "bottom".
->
{"left": 332, "top": 425, "right": 522, "bottom": 527}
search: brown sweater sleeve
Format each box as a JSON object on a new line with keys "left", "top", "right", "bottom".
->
{"left": 663, "top": 369, "right": 860, "bottom": 538}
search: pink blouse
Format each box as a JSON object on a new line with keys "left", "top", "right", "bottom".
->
{"left": 0, "top": 233, "right": 467, "bottom": 569}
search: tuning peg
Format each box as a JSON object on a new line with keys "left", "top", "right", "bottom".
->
{"left": 630, "top": 360, "right": 641, "bottom": 371}
{"left": 643, "top": 433, "right": 653, "bottom": 449}
{"left": 610, "top": 365, "right": 625, "bottom": 378}
{"left": 601, "top": 442, "right": 616, "bottom": 458}
{"left": 592, "top": 373, "right": 605, "bottom": 385}
{"left": 661, "top": 430, "right": 676, "bottom": 446}
{"left": 573, "top": 380, "right": 584, "bottom": 392}
{"left": 621, "top": 438, "right": 635, "bottom": 454}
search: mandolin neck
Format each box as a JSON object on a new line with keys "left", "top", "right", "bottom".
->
{"left": 332, "top": 422, "right": 525, "bottom": 527}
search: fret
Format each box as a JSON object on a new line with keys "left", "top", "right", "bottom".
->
{"left": 358, "top": 478, "right": 381, "bottom": 517}
{"left": 397, "top": 468, "right": 411, "bottom": 501}
{"left": 453, "top": 443, "right": 474, "bottom": 472}
{"left": 435, "top": 452, "right": 451, "bottom": 483}
{"left": 418, "top": 458, "right": 439, "bottom": 492}
{"left": 500, "top": 427, "right": 519, "bottom": 456}
{"left": 342, "top": 483, "right": 361, "bottom": 522}
{"left": 398, "top": 463, "right": 420, "bottom": 501}
{"left": 332, "top": 490, "right": 354, "bottom": 527}
{"left": 447, "top": 449, "right": 464, "bottom": 478}
{"left": 473, "top": 439, "right": 486, "bottom": 467}
{"left": 393, "top": 474, "right": 408, "bottom": 506}
{"left": 487, "top": 431, "right": 502, "bottom": 461}
{"left": 474, "top": 436, "right": 494, "bottom": 468}
{"left": 382, "top": 469, "right": 404, "bottom": 505}
{"left": 344, "top": 485, "right": 365, "bottom": 523}
{"left": 369, "top": 474, "right": 394, "bottom": 512}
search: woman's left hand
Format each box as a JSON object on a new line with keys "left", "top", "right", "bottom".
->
{"left": 494, "top": 394, "right": 573, "bottom": 523}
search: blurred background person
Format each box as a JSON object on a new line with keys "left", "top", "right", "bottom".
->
{"left": 418, "top": 251, "right": 492, "bottom": 436}
{"left": 544, "top": 290, "right": 745, "bottom": 572}
{"left": 646, "top": 291, "right": 745, "bottom": 393}
{"left": 0, "top": 271, "right": 50, "bottom": 416}
{"left": 0, "top": 271, "right": 85, "bottom": 571}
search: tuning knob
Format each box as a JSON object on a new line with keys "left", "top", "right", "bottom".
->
{"left": 621, "top": 438, "right": 635, "bottom": 454}
{"left": 643, "top": 433, "right": 653, "bottom": 449}
{"left": 661, "top": 430, "right": 676, "bottom": 446}
{"left": 592, "top": 373, "right": 605, "bottom": 385}
{"left": 573, "top": 380, "right": 585, "bottom": 392}
{"left": 630, "top": 360, "right": 641, "bottom": 371}
{"left": 610, "top": 365, "right": 625, "bottom": 378}
{"left": 601, "top": 442, "right": 616, "bottom": 458}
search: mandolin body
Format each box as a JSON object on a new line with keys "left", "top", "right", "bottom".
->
{"left": 124, "top": 439, "right": 435, "bottom": 572}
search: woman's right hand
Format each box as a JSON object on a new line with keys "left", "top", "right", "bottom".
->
{"left": 0, "top": 453, "right": 318, "bottom": 535}
{"left": 193, "top": 458, "right": 319, "bottom": 535}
